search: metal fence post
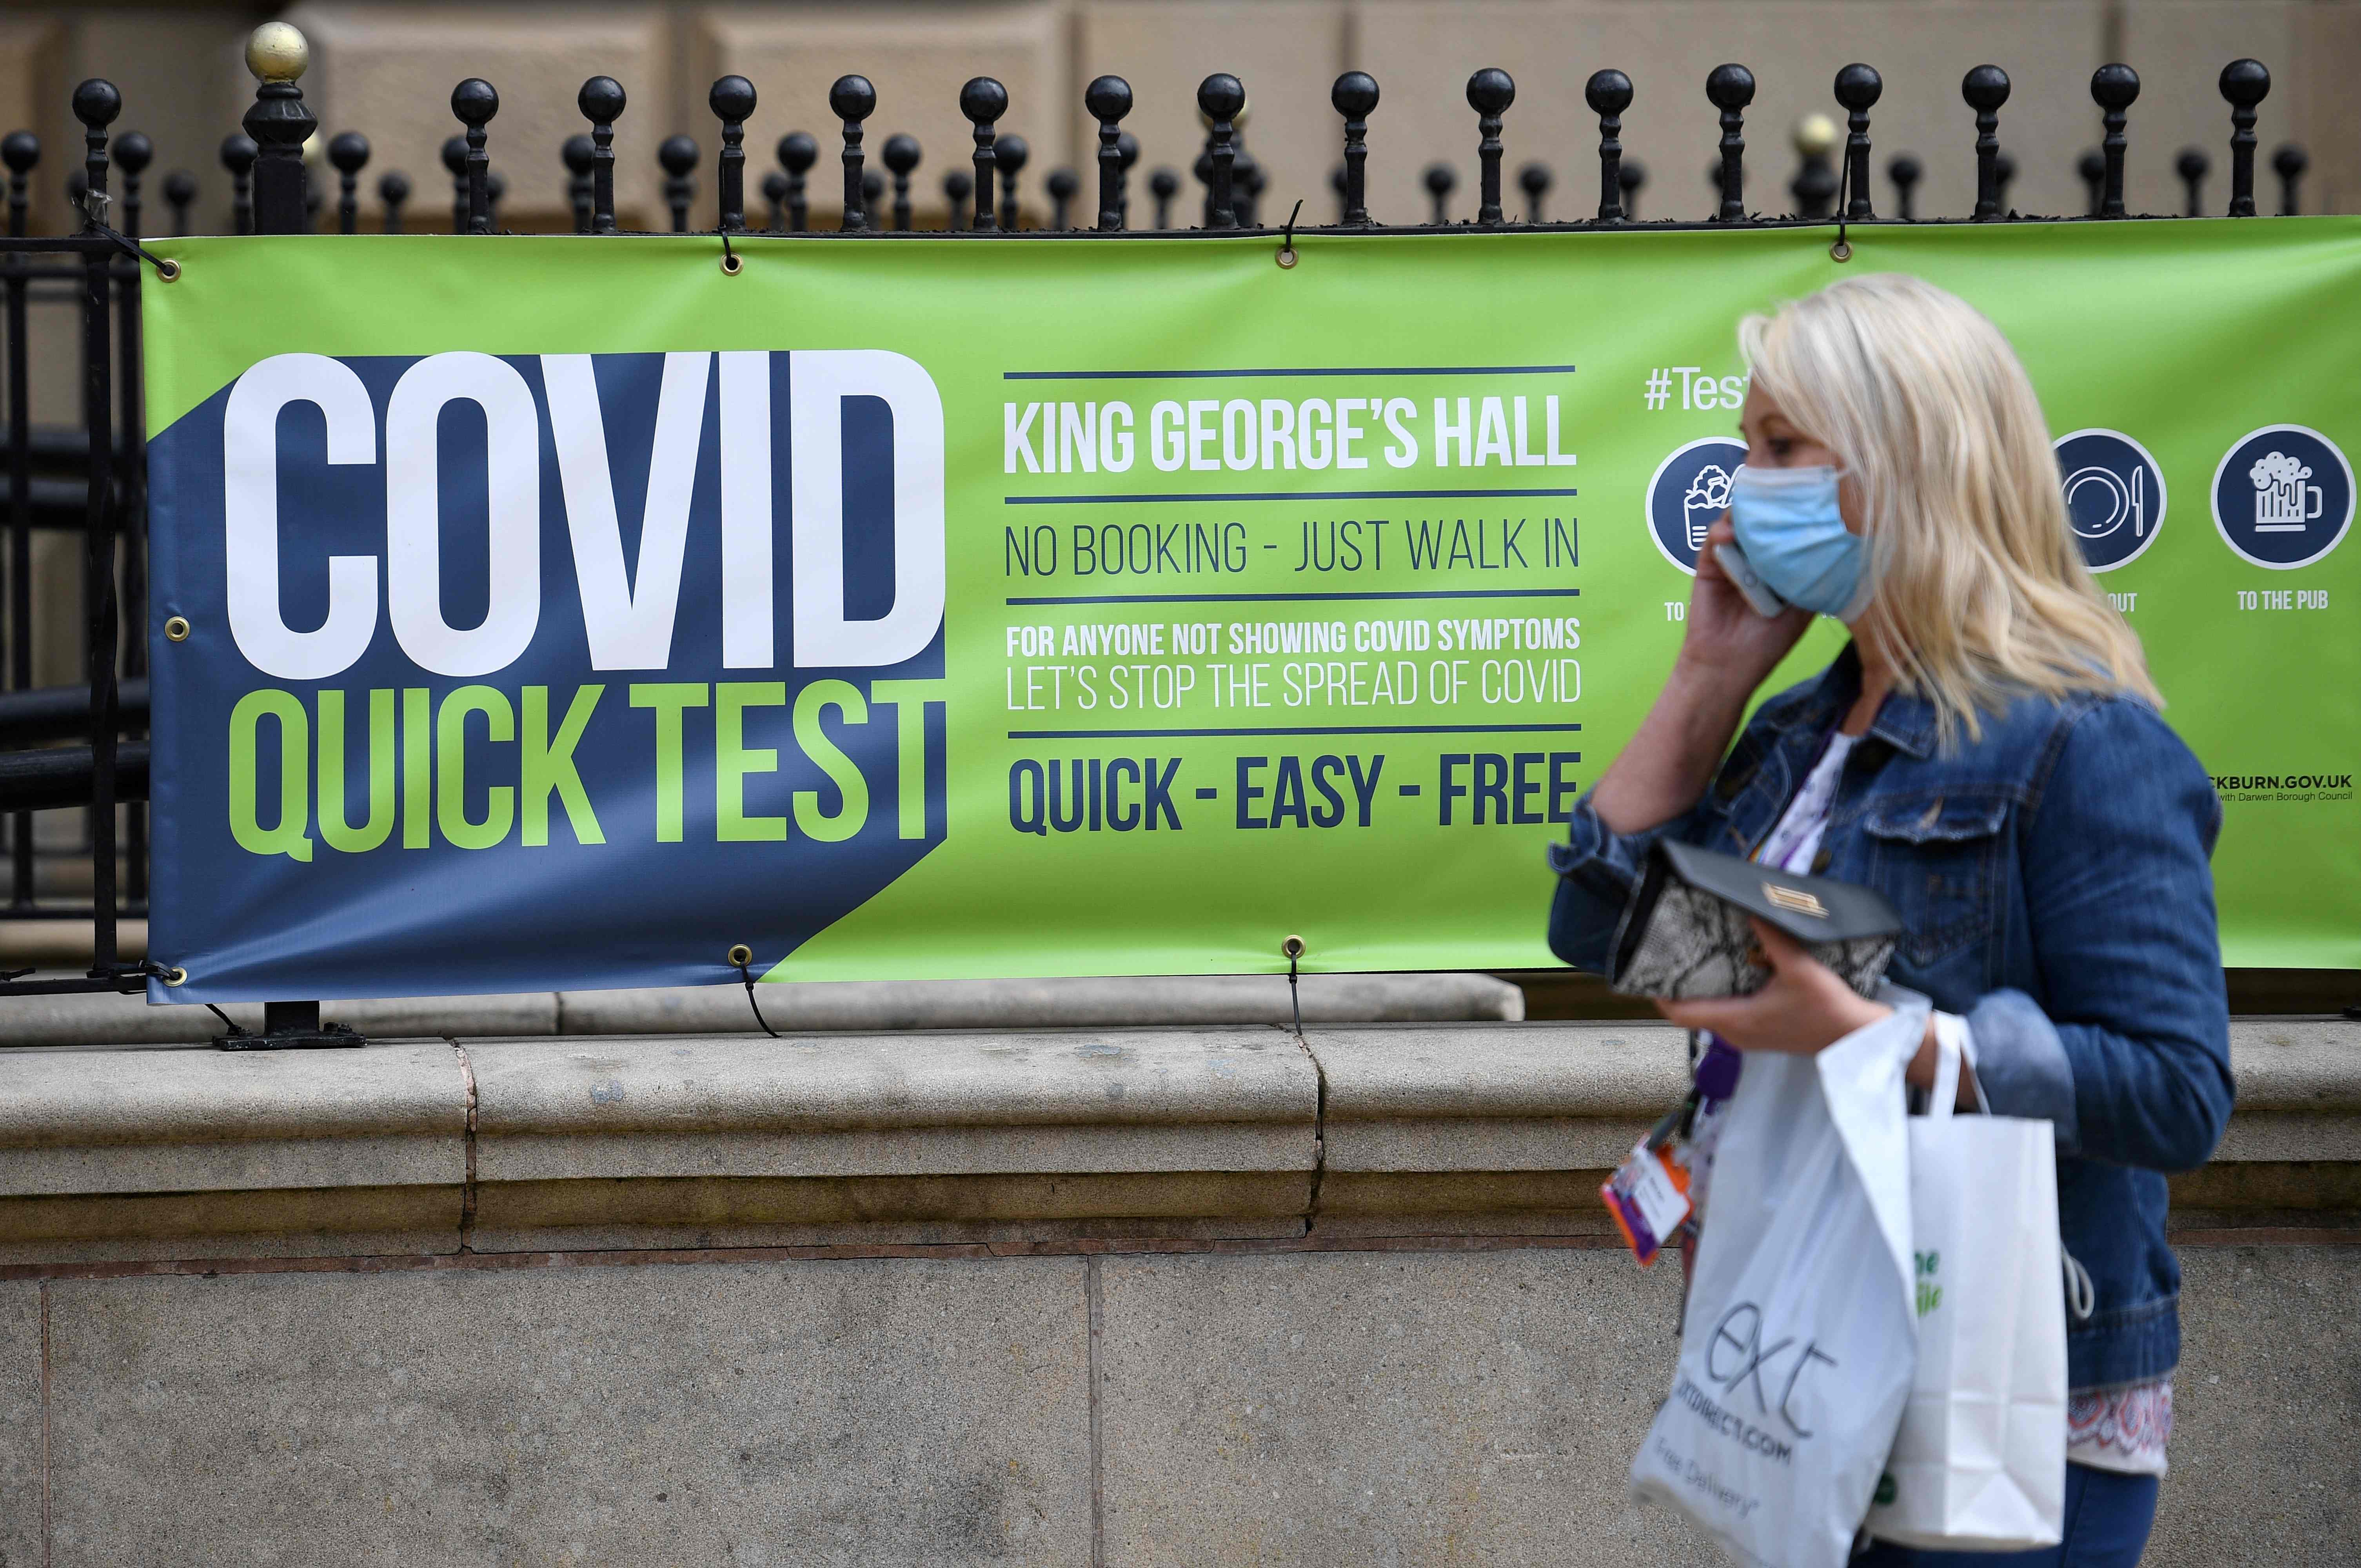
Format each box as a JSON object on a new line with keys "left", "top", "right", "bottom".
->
{"left": 1467, "top": 69, "right": 1514, "bottom": 227}
{"left": 70, "top": 80, "right": 120, "bottom": 976}
{"left": 1708, "top": 64, "right": 1753, "bottom": 222}
{"left": 2220, "top": 60, "right": 2268, "bottom": 217}
{"left": 1088, "top": 76, "right": 1131, "bottom": 230}
{"left": 2, "top": 131, "right": 31, "bottom": 909}
{"left": 712, "top": 76, "right": 754, "bottom": 233}
{"left": 1586, "top": 71, "right": 1630, "bottom": 223}
{"left": 243, "top": 23, "right": 312, "bottom": 234}
{"left": 1835, "top": 65, "right": 1880, "bottom": 220}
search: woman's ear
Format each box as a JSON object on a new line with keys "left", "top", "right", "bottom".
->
{"left": 1837, "top": 468, "right": 1869, "bottom": 535}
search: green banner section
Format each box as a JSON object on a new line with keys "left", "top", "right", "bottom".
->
{"left": 142, "top": 222, "right": 2361, "bottom": 996}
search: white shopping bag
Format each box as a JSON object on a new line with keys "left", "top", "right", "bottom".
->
{"left": 1631, "top": 993, "right": 1927, "bottom": 1568}
{"left": 1864, "top": 1017, "right": 2067, "bottom": 1551}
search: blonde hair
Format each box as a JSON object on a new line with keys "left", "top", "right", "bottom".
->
{"left": 1738, "top": 273, "right": 2159, "bottom": 742}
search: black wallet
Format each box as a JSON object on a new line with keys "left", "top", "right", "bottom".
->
{"left": 1608, "top": 839, "right": 1903, "bottom": 1000}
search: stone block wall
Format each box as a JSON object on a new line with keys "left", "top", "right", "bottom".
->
{"left": 1, "top": 1018, "right": 2356, "bottom": 1561}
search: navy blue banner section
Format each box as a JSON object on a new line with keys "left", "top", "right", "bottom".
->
{"left": 149, "top": 350, "right": 948, "bottom": 1001}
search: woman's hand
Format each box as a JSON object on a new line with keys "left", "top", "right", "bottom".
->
{"left": 1584, "top": 520, "right": 1814, "bottom": 834}
{"left": 1677, "top": 517, "right": 1815, "bottom": 695}
{"left": 1655, "top": 917, "right": 1891, "bottom": 1053}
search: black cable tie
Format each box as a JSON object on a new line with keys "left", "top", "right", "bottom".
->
{"left": 1277, "top": 198, "right": 1303, "bottom": 268}
{"left": 719, "top": 229, "right": 740, "bottom": 275}
{"left": 204, "top": 1002, "right": 247, "bottom": 1037}
{"left": 736, "top": 956, "right": 780, "bottom": 1038}
{"left": 93, "top": 223, "right": 178, "bottom": 281}
{"left": 1831, "top": 158, "right": 1852, "bottom": 262}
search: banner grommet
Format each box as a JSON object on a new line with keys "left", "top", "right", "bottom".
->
{"left": 164, "top": 615, "right": 190, "bottom": 641}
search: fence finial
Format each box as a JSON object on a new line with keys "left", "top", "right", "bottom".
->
{"left": 563, "top": 133, "right": 593, "bottom": 232}
{"left": 1197, "top": 74, "right": 1244, "bottom": 228}
{"left": 959, "top": 77, "right": 1006, "bottom": 232}
{"left": 327, "top": 131, "right": 369, "bottom": 235}
{"left": 239, "top": 23, "right": 312, "bottom": 235}
{"left": 1833, "top": 64, "right": 1879, "bottom": 219}
{"left": 658, "top": 134, "right": 698, "bottom": 232}
{"left": 1234, "top": 146, "right": 1264, "bottom": 227}
{"left": 1466, "top": 68, "right": 1515, "bottom": 227}
{"left": 710, "top": 75, "right": 755, "bottom": 233}
{"left": 2272, "top": 141, "right": 2307, "bottom": 215}
{"left": 2175, "top": 146, "right": 2208, "bottom": 217}
{"left": 4, "top": 133, "right": 37, "bottom": 241}
{"left": 1791, "top": 116, "right": 1838, "bottom": 218}
{"left": 2076, "top": 149, "right": 2103, "bottom": 216}
{"left": 221, "top": 134, "right": 257, "bottom": 234}
{"left": 1329, "top": 71, "right": 1379, "bottom": 228}
{"left": 1422, "top": 162, "right": 1455, "bottom": 225}
{"left": 451, "top": 79, "right": 497, "bottom": 233}
{"left": 1961, "top": 65, "right": 2009, "bottom": 220}
{"left": 161, "top": 167, "right": 194, "bottom": 237}
{"left": 883, "top": 133, "right": 920, "bottom": 231}
{"left": 830, "top": 75, "right": 874, "bottom": 231}
{"left": 942, "top": 167, "right": 972, "bottom": 230}
{"left": 377, "top": 169, "right": 409, "bottom": 235}
{"left": 995, "top": 133, "right": 1029, "bottom": 230}
{"left": 1707, "top": 64, "right": 1753, "bottom": 222}
{"left": 577, "top": 76, "right": 624, "bottom": 234}
{"left": 759, "top": 170, "right": 786, "bottom": 232}
{"left": 1887, "top": 152, "right": 1920, "bottom": 221}
{"left": 1148, "top": 166, "right": 1179, "bottom": 229}
{"left": 2092, "top": 63, "right": 2140, "bottom": 218}
{"left": 1086, "top": 75, "right": 1132, "bottom": 230}
{"left": 1518, "top": 162, "right": 1550, "bottom": 223}
{"left": 1584, "top": 69, "right": 1631, "bottom": 223}
{"left": 1046, "top": 166, "right": 1077, "bottom": 229}
{"left": 114, "top": 130, "right": 151, "bottom": 240}
{"left": 777, "top": 132, "right": 816, "bottom": 231}
{"left": 441, "top": 136, "right": 467, "bottom": 232}
{"left": 1617, "top": 157, "right": 1646, "bottom": 220}
{"left": 2219, "top": 58, "right": 2269, "bottom": 217}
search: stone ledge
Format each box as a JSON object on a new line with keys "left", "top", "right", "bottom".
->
{"left": 0, "top": 971, "right": 1522, "bottom": 1047}
{"left": 0, "top": 1017, "right": 2347, "bottom": 1260}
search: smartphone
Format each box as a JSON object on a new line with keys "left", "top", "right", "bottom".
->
{"left": 1713, "top": 541, "right": 1789, "bottom": 618}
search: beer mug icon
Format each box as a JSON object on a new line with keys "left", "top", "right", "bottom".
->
{"left": 1684, "top": 463, "right": 1734, "bottom": 551}
{"left": 2251, "top": 450, "right": 2323, "bottom": 533}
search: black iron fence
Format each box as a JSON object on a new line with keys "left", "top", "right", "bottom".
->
{"left": 0, "top": 26, "right": 2321, "bottom": 1024}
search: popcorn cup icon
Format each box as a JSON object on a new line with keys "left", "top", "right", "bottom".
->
{"left": 2252, "top": 450, "right": 2323, "bottom": 533}
{"left": 1684, "top": 464, "right": 1734, "bottom": 551}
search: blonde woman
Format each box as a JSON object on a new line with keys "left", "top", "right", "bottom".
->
{"left": 1549, "top": 274, "right": 2231, "bottom": 1566}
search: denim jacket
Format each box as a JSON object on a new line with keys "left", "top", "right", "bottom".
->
{"left": 1547, "top": 646, "right": 2234, "bottom": 1392}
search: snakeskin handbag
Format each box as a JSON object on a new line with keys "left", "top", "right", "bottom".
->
{"left": 1608, "top": 839, "right": 1903, "bottom": 1000}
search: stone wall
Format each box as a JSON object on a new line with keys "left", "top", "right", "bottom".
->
{"left": 1, "top": 1016, "right": 2354, "bottom": 1562}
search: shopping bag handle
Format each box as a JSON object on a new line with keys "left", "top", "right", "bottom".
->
{"left": 1925, "top": 1013, "right": 1992, "bottom": 1119}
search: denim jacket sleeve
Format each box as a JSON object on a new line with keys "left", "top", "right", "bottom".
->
{"left": 1544, "top": 791, "right": 1718, "bottom": 974}
{"left": 1965, "top": 698, "right": 2234, "bottom": 1173}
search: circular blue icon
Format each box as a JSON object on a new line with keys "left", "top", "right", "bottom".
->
{"left": 2212, "top": 425, "right": 2354, "bottom": 570}
{"left": 2053, "top": 429, "right": 2166, "bottom": 573}
{"left": 1647, "top": 437, "right": 1748, "bottom": 575}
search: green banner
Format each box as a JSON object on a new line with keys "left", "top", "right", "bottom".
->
{"left": 140, "top": 221, "right": 2361, "bottom": 1000}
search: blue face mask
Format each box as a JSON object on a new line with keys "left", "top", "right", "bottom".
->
{"left": 1727, "top": 464, "right": 1870, "bottom": 621}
